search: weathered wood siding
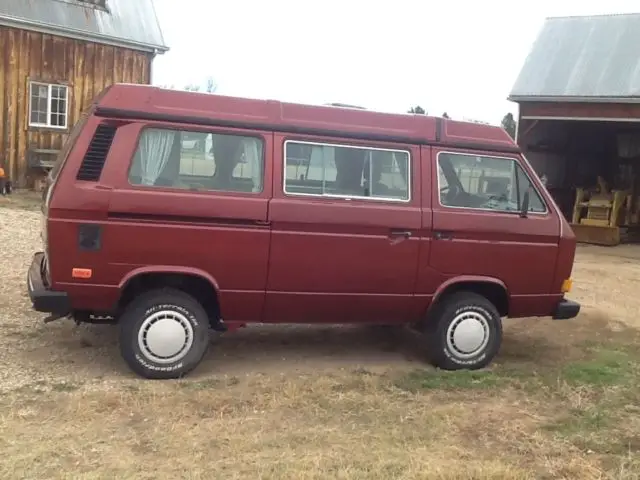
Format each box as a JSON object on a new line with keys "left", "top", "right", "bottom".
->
{"left": 0, "top": 25, "right": 152, "bottom": 186}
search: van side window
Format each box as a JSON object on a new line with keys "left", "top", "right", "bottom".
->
{"left": 437, "top": 152, "right": 546, "bottom": 213}
{"left": 128, "top": 128, "right": 264, "bottom": 193}
{"left": 284, "top": 141, "right": 410, "bottom": 201}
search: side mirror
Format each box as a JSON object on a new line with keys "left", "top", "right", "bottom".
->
{"left": 520, "top": 189, "right": 530, "bottom": 218}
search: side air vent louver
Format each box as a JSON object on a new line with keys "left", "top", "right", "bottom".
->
{"left": 76, "top": 124, "right": 117, "bottom": 181}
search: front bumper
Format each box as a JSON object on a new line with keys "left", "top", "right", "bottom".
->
{"left": 27, "top": 252, "right": 70, "bottom": 315}
{"left": 552, "top": 298, "right": 580, "bottom": 320}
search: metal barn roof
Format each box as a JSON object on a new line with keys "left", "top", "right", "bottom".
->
{"left": 0, "top": 0, "right": 168, "bottom": 54}
{"left": 509, "top": 13, "right": 640, "bottom": 103}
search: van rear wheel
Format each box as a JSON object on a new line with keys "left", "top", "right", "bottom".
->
{"left": 119, "top": 288, "right": 210, "bottom": 379}
{"left": 425, "top": 291, "right": 502, "bottom": 370}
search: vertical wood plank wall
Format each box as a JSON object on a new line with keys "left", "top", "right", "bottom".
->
{"left": 0, "top": 25, "right": 152, "bottom": 186}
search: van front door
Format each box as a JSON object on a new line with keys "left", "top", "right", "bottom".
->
{"left": 262, "top": 136, "right": 423, "bottom": 324}
{"left": 428, "top": 148, "right": 560, "bottom": 316}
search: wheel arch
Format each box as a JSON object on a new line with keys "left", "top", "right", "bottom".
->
{"left": 116, "top": 266, "right": 222, "bottom": 327}
{"left": 428, "top": 275, "right": 509, "bottom": 318}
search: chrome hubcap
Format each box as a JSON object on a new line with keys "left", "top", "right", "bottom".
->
{"left": 446, "top": 311, "right": 490, "bottom": 358}
{"left": 138, "top": 310, "right": 194, "bottom": 364}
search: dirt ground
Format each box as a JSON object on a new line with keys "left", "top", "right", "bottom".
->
{"left": 1, "top": 191, "right": 639, "bottom": 479}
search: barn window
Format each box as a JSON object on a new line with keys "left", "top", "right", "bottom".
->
{"left": 29, "top": 82, "right": 69, "bottom": 129}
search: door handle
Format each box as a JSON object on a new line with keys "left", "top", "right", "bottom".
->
{"left": 433, "top": 231, "right": 453, "bottom": 240}
{"left": 389, "top": 230, "right": 412, "bottom": 238}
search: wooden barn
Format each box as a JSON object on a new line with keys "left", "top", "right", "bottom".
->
{"left": 510, "top": 13, "right": 640, "bottom": 245}
{"left": 0, "top": 0, "right": 168, "bottom": 188}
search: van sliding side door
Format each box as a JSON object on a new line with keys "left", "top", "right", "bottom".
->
{"left": 262, "top": 134, "right": 423, "bottom": 324}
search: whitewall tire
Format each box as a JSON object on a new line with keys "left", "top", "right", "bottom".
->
{"left": 426, "top": 292, "right": 502, "bottom": 370}
{"left": 119, "top": 288, "right": 210, "bottom": 379}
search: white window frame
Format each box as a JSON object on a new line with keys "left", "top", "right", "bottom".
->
{"left": 435, "top": 150, "right": 548, "bottom": 215}
{"left": 283, "top": 140, "right": 412, "bottom": 203}
{"left": 28, "top": 81, "right": 69, "bottom": 129}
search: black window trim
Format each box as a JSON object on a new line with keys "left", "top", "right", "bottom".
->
{"left": 282, "top": 139, "right": 412, "bottom": 203}
{"left": 435, "top": 150, "right": 549, "bottom": 215}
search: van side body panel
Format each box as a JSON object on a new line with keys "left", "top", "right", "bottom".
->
{"left": 49, "top": 120, "right": 273, "bottom": 322}
{"left": 263, "top": 134, "right": 424, "bottom": 324}
{"left": 104, "top": 122, "right": 273, "bottom": 322}
{"left": 46, "top": 115, "right": 117, "bottom": 311}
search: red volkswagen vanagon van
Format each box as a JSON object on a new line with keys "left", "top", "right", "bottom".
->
{"left": 27, "top": 84, "right": 580, "bottom": 379}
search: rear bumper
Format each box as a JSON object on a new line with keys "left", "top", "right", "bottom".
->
{"left": 27, "top": 252, "right": 70, "bottom": 315}
{"left": 552, "top": 298, "right": 580, "bottom": 320}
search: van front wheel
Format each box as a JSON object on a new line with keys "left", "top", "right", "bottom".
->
{"left": 119, "top": 288, "right": 210, "bottom": 379}
{"left": 426, "top": 292, "right": 502, "bottom": 370}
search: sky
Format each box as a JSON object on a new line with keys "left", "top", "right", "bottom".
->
{"left": 151, "top": 0, "right": 640, "bottom": 125}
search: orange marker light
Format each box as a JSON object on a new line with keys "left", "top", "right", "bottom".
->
{"left": 72, "top": 268, "right": 93, "bottom": 280}
{"left": 561, "top": 278, "right": 573, "bottom": 293}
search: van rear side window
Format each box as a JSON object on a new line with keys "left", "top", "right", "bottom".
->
{"left": 284, "top": 140, "right": 410, "bottom": 201}
{"left": 128, "top": 128, "right": 264, "bottom": 193}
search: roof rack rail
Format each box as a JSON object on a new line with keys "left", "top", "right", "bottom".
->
{"left": 324, "top": 103, "right": 367, "bottom": 109}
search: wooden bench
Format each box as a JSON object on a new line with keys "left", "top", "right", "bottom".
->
{"left": 27, "top": 149, "right": 60, "bottom": 170}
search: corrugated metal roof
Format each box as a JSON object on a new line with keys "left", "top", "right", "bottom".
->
{"left": 0, "top": 0, "right": 168, "bottom": 53}
{"left": 509, "top": 13, "right": 640, "bottom": 102}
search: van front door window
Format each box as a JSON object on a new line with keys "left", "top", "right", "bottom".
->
{"left": 437, "top": 152, "right": 546, "bottom": 213}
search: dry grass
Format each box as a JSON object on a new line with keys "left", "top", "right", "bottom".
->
{"left": 1, "top": 191, "right": 640, "bottom": 479}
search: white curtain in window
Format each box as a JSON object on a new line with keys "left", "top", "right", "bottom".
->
{"left": 308, "top": 146, "right": 323, "bottom": 181}
{"left": 392, "top": 153, "right": 408, "bottom": 186}
{"left": 242, "top": 138, "right": 262, "bottom": 192}
{"left": 139, "top": 129, "right": 175, "bottom": 185}
{"left": 308, "top": 146, "right": 335, "bottom": 185}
